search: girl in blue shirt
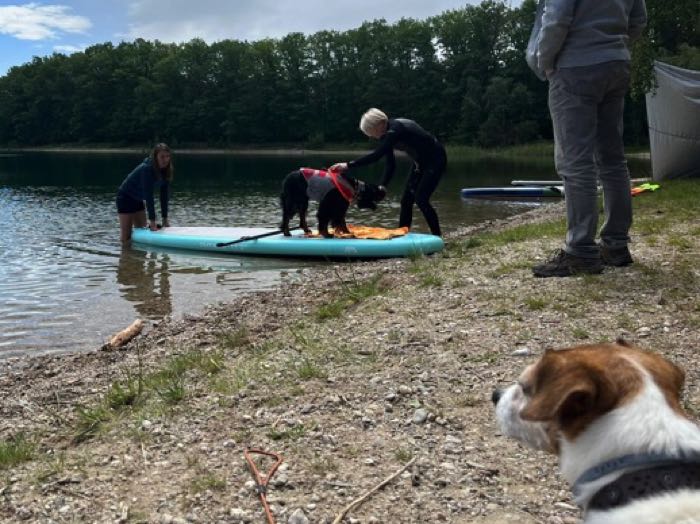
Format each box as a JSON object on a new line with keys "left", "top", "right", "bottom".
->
{"left": 116, "top": 143, "right": 173, "bottom": 244}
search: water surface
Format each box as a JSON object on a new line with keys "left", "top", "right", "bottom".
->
{"left": 0, "top": 151, "right": 650, "bottom": 357}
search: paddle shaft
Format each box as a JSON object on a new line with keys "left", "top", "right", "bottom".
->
{"left": 215, "top": 227, "right": 299, "bottom": 247}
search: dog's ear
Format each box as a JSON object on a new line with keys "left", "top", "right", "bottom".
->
{"left": 520, "top": 352, "right": 619, "bottom": 430}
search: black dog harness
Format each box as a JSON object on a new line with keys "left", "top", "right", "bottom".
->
{"left": 573, "top": 452, "right": 700, "bottom": 512}
{"left": 588, "top": 462, "right": 700, "bottom": 510}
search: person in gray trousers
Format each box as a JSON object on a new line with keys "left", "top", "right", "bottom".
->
{"left": 528, "top": 0, "right": 648, "bottom": 278}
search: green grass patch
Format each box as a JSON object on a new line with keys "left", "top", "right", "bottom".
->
{"left": 488, "top": 260, "right": 532, "bottom": 277}
{"left": 105, "top": 376, "right": 142, "bottom": 410}
{"left": 667, "top": 234, "right": 693, "bottom": 250}
{"left": 572, "top": 327, "right": 590, "bottom": 340}
{"left": 447, "top": 141, "right": 555, "bottom": 160}
{"left": 35, "top": 452, "right": 67, "bottom": 482}
{"left": 0, "top": 434, "right": 34, "bottom": 470}
{"left": 524, "top": 297, "right": 549, "bottom": 310}
{"left": 394, "top": 447, "right": 414, "bottom": 463}
{"left": 419, "top": 273, "right": 444, "bottom": 288}
{"left": 409, "top": 255, "right": 446, "bottom": 287}
{"left": 218, "top": 327, "right": 251, "bottom": 350}
{"left": 72, "top": 349, "right": 227, "bottom": 443}
{"left": 155, "top": 377, "right": 186, "bottom": 405}
{"left": 309, "top": 454, "right": 338, "bottom": 474}
{"left": 444, "top": 236, "right": 484, "bottom": 258}
{"left": 74, "top": 404, "right": 113, "bottom": 443}
{"left": 462, "top": 351, "right": 500, "bottom": 364}
{"left": 486, "top": 220, "right": 566, "bottom": 246}
{"left": 316, "top": 273, "right": 385, "bottom": 320}
{"left": 190, "top": 473, "right": 227, "bottom": 493}
{"left": 633, "top": 180, "right": 700, "bottom": 234}
{"left": 267, "top": 424, "right": 307, "bottom": 441}
{"left": 296, "top": 358, "right": 327, "bottom": 380}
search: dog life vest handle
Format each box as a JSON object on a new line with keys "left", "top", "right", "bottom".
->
{"left": 244, "top": 448, "right": 283, "bottom": 524}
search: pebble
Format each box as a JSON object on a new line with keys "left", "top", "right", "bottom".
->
{"left": 413, "top": 408, "right": 429, "bottom": 424}
{"left": 288, "top": 508, "right": 309, "bottom": 524}
{"left": 229, "top": 508, "right": 251, "bottom": 523}
{"left": 511, "top": 348, "right": 531, "bottom": 356}
{"left": 637, "top": 326, "right": 652, "bottom": 337}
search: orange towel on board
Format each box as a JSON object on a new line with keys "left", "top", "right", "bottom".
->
{"left": 307, "top": 225, "right": 410, "bottom": 240}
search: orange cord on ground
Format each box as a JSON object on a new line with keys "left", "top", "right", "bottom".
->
{"left": 244, "top": 448, "right": 283, "bottom": 524}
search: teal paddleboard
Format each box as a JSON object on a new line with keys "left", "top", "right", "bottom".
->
{"left": 131, "top": 227, "right": 443, "bottom": 259}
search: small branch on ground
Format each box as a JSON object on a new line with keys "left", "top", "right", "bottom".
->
{"left": 332, "top": 457, "right": 417, "bottom": 524}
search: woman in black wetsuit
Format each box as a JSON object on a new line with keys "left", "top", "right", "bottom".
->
{"left": 331, "top": 108, "right": 446, "bottom": 236}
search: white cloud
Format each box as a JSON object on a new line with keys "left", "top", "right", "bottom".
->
{"left": 0, "top": 3, "right": 92, "bottom": 41}
{"left": 123, "top": 0, "right": 475, "bottom": 43}
{"left": 53, "top": 44, "right": 86, "bottom": 54}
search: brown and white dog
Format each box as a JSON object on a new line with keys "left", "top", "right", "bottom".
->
{"left": 492, "top": 340, "right": 700, "bottom": 524}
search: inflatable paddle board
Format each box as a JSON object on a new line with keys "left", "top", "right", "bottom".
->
{"left": 460, "top": 186, "right": 564, "bottom": 199}
{"left": 131, "top": 227, "right": 443, "bottom": 259}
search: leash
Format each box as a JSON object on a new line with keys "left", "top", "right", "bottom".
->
{"left": 244, "top": 448, "right": 283, "bottom": 524}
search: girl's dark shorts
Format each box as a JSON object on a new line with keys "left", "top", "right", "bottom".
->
{"left": 116, "top": 192, "right": 145, "bottom": 214}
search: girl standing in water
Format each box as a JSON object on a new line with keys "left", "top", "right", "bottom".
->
{"left": 116, "top": 143, "right": 173, "bottom": 244}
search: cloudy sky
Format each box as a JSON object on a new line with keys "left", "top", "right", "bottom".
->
{"left": 0, "top": 1, "right": 509, "bottom": 76}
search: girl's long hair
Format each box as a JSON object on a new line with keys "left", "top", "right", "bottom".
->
{"left": 151, "top": 143, "right": 174, "bottom": 181}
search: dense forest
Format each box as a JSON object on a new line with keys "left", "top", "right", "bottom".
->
{"left": 0, "top": 0, "right": 697, "bottom": 148}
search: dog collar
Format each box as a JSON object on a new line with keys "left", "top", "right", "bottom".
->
{"left": 573, "top": 451, "right": 700, "bottom": 499}
{"left": 587, "top": 462, "right": 700, "bottom": 511}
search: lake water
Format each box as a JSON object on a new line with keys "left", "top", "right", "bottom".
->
{"left": 0, "top": 151, "right": 650, "bottom": 358}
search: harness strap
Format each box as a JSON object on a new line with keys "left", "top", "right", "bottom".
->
{"left": 300, "top": 167, "right": 357, "bottom": 202}
{"left": 573, "top": 451, "right": 700, "bottom": 496}
{"left": 588, "top": 462, "right": 700, "bottom": 511}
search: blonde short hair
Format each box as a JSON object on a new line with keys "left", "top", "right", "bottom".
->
{"left": 359, "top": 108, "right": 388, "bottom": 137}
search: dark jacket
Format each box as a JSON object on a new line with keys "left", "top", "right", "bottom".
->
{"left": 118, "top": 158, "right": 170, "bottom": 221}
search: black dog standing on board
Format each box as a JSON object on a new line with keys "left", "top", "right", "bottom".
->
{"left": 280, "top": 168, "right": 386, "bottom": 238}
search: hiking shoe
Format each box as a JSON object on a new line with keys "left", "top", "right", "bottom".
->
{"left": 532, "top": 249, "right": 603, "bottom": 278}
{"left": 601, "top": 245, "right": 633, "bottom": 267}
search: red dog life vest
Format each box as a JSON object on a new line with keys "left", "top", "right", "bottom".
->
{"left": 300, "top": 168, "right": 356, "bottom": 202}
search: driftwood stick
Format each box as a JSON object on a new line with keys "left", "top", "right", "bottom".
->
{"left": 102, "top": 319, "right": 144, "bottom": 350}
{"left": 332, "top": 457, "right": 416, "bottom": 524}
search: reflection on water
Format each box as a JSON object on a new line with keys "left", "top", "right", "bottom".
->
{"left": 117, "top": 249, "right": 173, "bottom": 319}
{"left": 0, "top": 151, "right": 651, "bottom": 358}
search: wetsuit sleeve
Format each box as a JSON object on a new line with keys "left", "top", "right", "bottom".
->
{"left": 347, "top": 131, "right": 397, "bottom": 169}
{"left": 141, "top": 169, "right": 157, "bottom": 221}
{"left": 537, "top": 0, "right": 575, "bottom": 72}
{"left": 160, "top": 182, "right": 170, "bottom": 219}
{"left": 347, "top": 131, "right": 398, "bottom": 187}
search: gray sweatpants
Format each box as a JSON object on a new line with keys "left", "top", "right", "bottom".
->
{"left": 549, "top": 60, "right": 632, "bottom": 258}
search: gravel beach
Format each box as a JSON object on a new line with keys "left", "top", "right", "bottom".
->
{"left": 1, "top": 196, "right": 698, "bottom": 524}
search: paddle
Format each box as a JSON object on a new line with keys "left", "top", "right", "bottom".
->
{"left": 215, "top": 227, "right": 300, "bottom": 247}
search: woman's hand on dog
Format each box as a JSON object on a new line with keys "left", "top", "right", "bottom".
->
{"left": 329, "top": 163, "right": 348, "bottom": 172}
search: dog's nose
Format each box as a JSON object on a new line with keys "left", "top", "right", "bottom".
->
{"left": 491, "top": 388, "right": 503, "bottom": 406}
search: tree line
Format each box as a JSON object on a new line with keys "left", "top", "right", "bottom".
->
{"left": 0, "top": 0, "right": 697, "bottom": 148}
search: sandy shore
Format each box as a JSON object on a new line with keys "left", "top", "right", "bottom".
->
{"left": 0, "top": 196, "right": 698, "bottom": 523}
